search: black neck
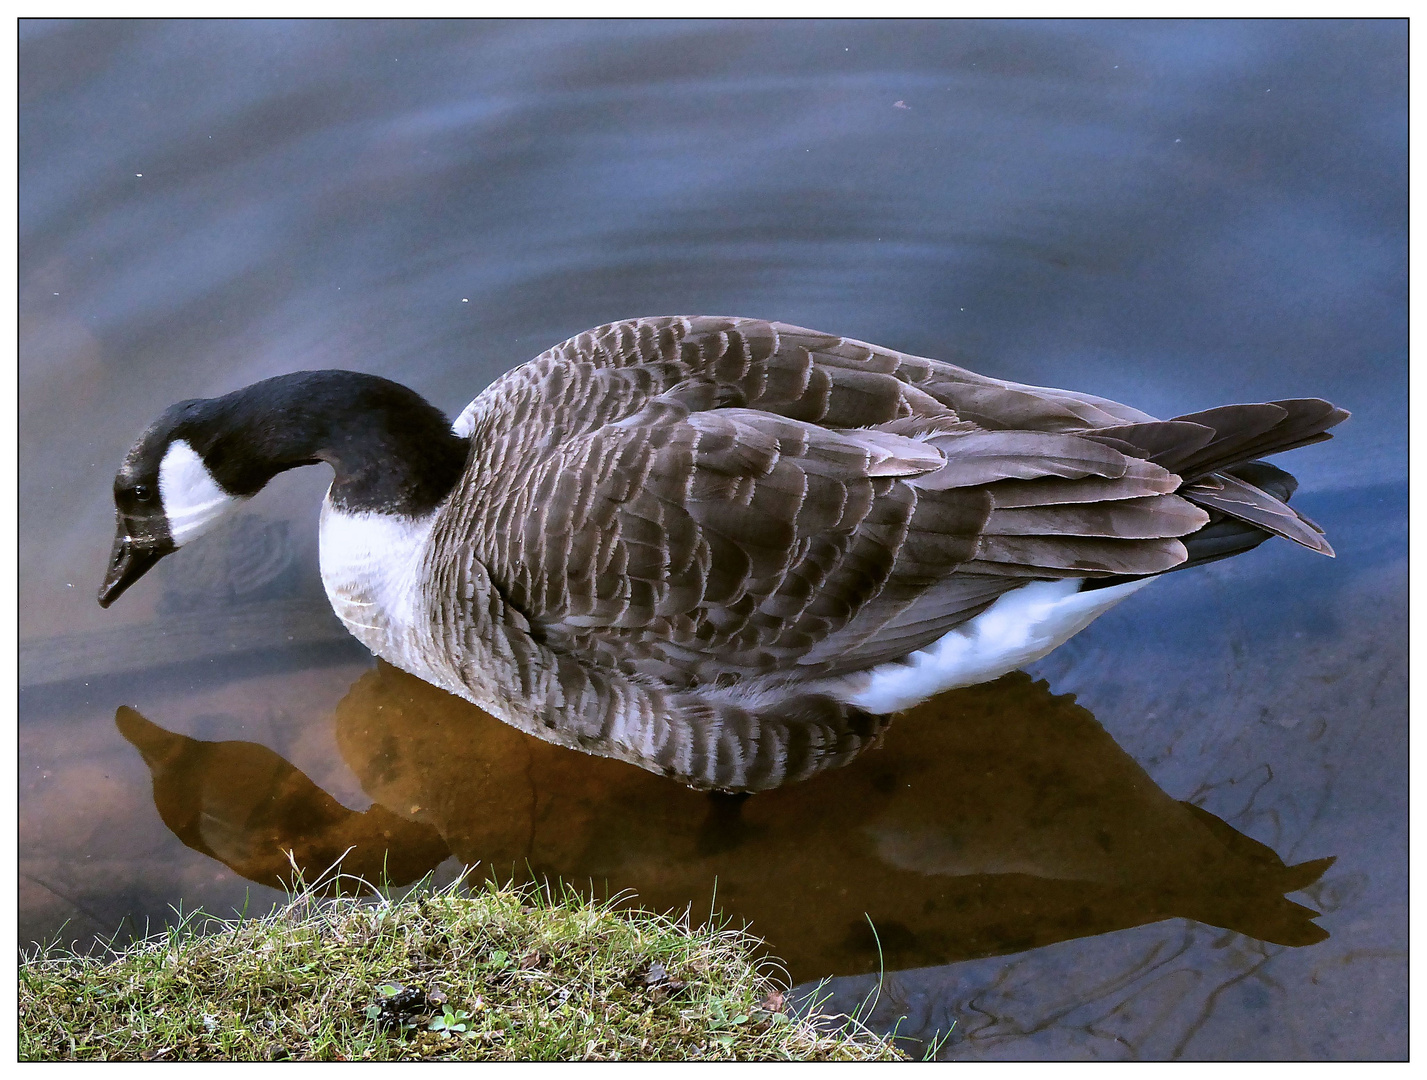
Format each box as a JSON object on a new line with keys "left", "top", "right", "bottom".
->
{"left": 170, "top": 371, "right": 470, "bottom": 516}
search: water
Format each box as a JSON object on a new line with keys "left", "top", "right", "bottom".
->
{"left": 18, "top": 19, "right": 1406, "bottom": 1060}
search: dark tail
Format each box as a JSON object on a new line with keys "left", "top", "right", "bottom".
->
{"left": 1078, "top": 398, "right": 1349, "bottom": 581}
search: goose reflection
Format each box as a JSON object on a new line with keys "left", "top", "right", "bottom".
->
{"left": 116, "top": 665, "right": 1332, "bottom": 981}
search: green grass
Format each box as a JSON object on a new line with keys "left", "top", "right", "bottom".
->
{"left": 18, "top": 867, "right": 904, "bottom": 1062}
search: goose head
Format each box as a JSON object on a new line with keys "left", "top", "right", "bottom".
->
{"left": 100, "top": 400, "right": 246, "bottom": 607}
{"left": 99, "top": 371, "right": 471, "bottom": 609}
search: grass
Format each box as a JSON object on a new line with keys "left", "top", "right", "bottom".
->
{"left": 18, "top": 865, "right": 905, "bottom": 1062}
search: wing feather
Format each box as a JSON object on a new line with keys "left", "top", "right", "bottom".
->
{"left": 445, "top": 316, "right": 1335, "bottom": 694}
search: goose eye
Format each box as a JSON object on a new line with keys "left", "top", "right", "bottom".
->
{"left": 133, "top": 484, "right": 153, "bottom": 503}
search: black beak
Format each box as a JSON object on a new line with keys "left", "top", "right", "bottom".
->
{"left": 98, "top": 527, "right": 172, "bottom": 608}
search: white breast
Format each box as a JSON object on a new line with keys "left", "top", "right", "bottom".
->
{"left": 838, "top": 576, "right": 1154, "bottom": 715}
{"left": 318, "top": 499, "right": 439, "bottom": 675}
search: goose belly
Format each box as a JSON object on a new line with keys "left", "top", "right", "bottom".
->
{"left": 839, "top": 576, "right": 1155, "bottom": 715}
{"left": 318, "top": 500, "right": 439, "bottom": 676}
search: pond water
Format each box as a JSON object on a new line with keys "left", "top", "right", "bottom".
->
{"left": 18, "top": 19, "right": 1406, "bottom": 1060}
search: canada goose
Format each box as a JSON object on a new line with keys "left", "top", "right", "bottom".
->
{"left": 99, "top": 317, "right": 1347, "bottom": 791}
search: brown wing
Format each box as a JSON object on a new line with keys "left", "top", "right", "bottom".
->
{"left": 445, "top": 317, "right": 1218, "bottom": 686}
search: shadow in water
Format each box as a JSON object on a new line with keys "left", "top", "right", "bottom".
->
{"left": 116, "top": 663, "right": 1332, "bottom": 983}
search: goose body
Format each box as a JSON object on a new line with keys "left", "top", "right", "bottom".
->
{"left": 102, "top": 317, "right": 1347, "bottom": 790}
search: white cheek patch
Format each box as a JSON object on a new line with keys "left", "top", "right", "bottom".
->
{"left": 158, "top": 439, "right": 245, "bottom": 546}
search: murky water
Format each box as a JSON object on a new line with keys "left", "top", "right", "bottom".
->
{"left": 19, "top": 19, "right": 1406, "bottom": 1060}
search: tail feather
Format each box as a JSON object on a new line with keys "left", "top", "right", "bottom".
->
{"left": 1152, "top": 402, "right": 1291, "bottom": 476}
{"left": 1071, "top": 419, "right": 1216, "bottom": 465}
{"left": 1183, "top": 472, "right": 1335, "bottom": 556}
{"left": 1166, "top": 398, "right": 1349, "bottom": 480}
{"left": 1072, "top": 398, "right": 1347, "bottom": 560}
{"left": 1221, "top": 460, "right": 1326, "bottom": 539}
{"left": 1223, "top": 460, "right": 1298, "bottom": 503}
{"left": 1074, "top": 399, "right": 1347, "bottom": 482}
{"left": 1179, "top": 516, "right": 1279, "bottom": 568}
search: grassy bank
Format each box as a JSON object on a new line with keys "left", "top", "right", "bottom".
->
{"left": 18, "top": 871, "right": 905, "bottom": 1062}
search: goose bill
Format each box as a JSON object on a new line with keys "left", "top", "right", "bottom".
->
{"left": 98, "top": 528, "right": 173, "bottom": 608}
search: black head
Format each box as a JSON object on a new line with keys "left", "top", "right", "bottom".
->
{"left": 99, "top": 399, "right": 212, "bottom": 608}
{"left": 98, "top": 371, "right": 469, "bottom": 609}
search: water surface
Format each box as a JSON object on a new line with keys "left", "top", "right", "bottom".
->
{"left": 18, "top": 19, "right": 1406, "bottom": 1060}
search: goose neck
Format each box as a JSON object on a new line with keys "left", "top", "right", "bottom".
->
{"left": 180, "top": 370, "right": 470, "bottom": 516}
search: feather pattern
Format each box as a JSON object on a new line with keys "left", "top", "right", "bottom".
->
{"left": 377, "top": 317, "right": 1345, "bottom": 790}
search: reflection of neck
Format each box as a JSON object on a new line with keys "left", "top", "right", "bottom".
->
{"left": 180, "top": 370, "right": 470, "bottom": 516}
{"left": 114, "top": 705, "right": 450, "bottom": 893}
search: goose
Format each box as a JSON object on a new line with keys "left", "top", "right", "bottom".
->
{"left": 99, "top": 316, "right": 1347, "bottom": 791}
